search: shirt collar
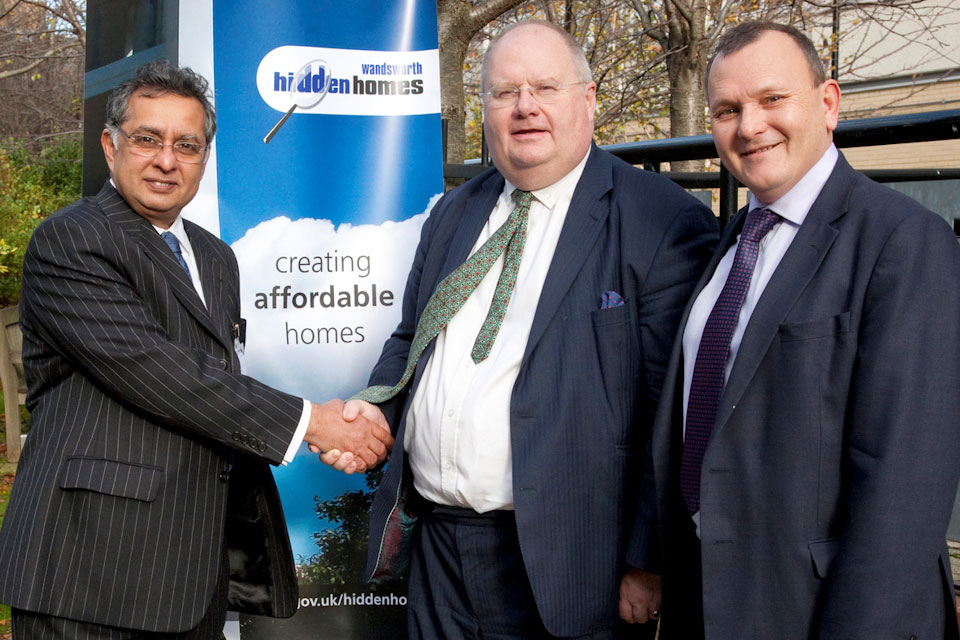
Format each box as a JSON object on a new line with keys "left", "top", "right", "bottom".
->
{"left": 152, "top": 216, "right": 193, "bottom": 258}
{"left": 502, "top": 147, "right": 591, "bottom": 210}
{"left": 748, "top": 144, "right": 838, "bottom": 227}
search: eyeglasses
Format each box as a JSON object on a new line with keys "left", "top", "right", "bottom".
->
{"left": 119, "top": 129, "right": 208, "bottom": 164}
{"left": 483, "top": 81, "right": 587, "bottom": 108}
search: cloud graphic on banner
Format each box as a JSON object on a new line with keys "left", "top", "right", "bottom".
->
{"left": 231, "top": 194, "right": 440, "bottom": 404}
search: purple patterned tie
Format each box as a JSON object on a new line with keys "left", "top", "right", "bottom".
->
{"left": 680, "top": 207, "right": 780, "bottom": 515}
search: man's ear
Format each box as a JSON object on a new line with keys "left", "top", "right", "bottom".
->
{"left": 822, "top": 79, "right": 841, "bottom": 133}
{"left": 585, "top": 81, "right": 598, "bottom": 120}
{"left": 101, "top": 129, "right": 116, "bottom": 172}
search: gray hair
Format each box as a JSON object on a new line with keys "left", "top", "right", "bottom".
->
{"left": 706, "top": 21, "right": 826, "bottom": 95}
{"left": 482, "top": 20, "right": 593, "bottom": 90}
{"left": 104, "top": 60, "right": 217, "bottom": 146}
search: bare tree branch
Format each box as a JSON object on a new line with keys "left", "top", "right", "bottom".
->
{"left": 667, "top": 0, "right": 694, "bottom": 26}
{"left": 467, "top": 0, "right": 533, "bottom": 31}
{"left": 0, "top": 39, "right": 78, "bottom": 78}
{"left": 0, "top": 0, "right": 23, "bottom": 22}
{"left": 0, "top": 0, "right": 85, "bottom": 139}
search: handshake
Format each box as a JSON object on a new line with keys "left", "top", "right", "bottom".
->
{"left": 304, "top": 399, "right": 393, "bottom": 474}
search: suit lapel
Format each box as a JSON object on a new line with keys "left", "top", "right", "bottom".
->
{"left": 712, "top": 156, "right": 855, "bottom": 433}
{"left": 436, "top": 172, "right": 504, "bottom": 284}
{"left": 524, "top": 146, "right": 613, "bottom": 360}
{"left": 186, "top": 223, "right": 234, "bottom": 352}
{"left": 96, "top": 184, "right": 231, "bottom": 353}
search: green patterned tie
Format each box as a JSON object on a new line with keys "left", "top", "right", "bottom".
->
{"left": 353, "top": 189, "right": 532, "bottom": 403}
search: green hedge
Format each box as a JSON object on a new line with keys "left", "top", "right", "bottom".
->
{"left": 0, "top": 136, "right": 82, "bottom": 308}
{"left": 0, "top": 137, "right": 79, "bottom": 631}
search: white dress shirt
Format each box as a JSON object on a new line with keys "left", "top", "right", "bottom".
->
{"left": 405, "top": 152, "right": 590, "bottom": 512}
{"left": 681, "top": 144, "right": 838, "bottom": 532}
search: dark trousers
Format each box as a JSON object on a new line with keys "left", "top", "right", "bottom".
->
{"left": 407, "top": 502, "right": 656, "bottom": 640}
{"left": 658, "top": 512, "right": 704, "bottom": 640}
{"left": 13, "top": 542, "right": 230, "bottom": 640}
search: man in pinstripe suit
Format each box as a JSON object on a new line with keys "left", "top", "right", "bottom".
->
{"left": 0, "top": 61, "right": 392, "bottom": 639}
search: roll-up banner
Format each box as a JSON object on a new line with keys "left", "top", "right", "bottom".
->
{"left": 178, "top": 1, "right": 442, "bottom": 636}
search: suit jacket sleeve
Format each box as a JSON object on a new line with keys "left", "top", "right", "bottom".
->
{"left": 815, "top": 209, "right": 960, "bottom": 635}
{"left": 21, "top": 209, "right": 304, "bottom": 464}
{"left": 626, "top": 195, "right": 718, "bottom": 573}
{"left": 633, "top": 199, "right": 718, "bottom": 446}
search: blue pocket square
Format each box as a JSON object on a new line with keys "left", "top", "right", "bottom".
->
{"left": 599, "top": 290, "right": 625, "bottom": 309}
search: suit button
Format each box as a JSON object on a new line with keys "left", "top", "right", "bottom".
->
{"left": 219, "top": 358, "right": 229, "bottom": 370}
{"left": 218, "top": 471, "right": 229, "bottom": 483}
{"left": 232, "top": 431, "right": 241, "bottom": 441}
{"left": 259, "top": 442, "right": 267, "bottom": 452}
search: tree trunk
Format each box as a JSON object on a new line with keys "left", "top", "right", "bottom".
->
{"left": 437, "top": 1, "right": 473, "bottom": 167}
{"left": 665, "top": 0, "right": 708, "bottom": 172}
{"left": 667, "top": 51, "right": 706, "bottom": 171}
{"left": 437, "top": 0, "right": 528, "bottom": 175}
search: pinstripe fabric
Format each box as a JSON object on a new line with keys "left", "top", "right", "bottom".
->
{"left": 406, "top": 506, "right": 652, "bottom": 639}
{"left": 0, "top": 183, "right": 301, "bottom": 632}
{"left": 407, "top": 508, "right": 552, "bottom": 638}
{"left": 11, "top": 538, "right": 229, "bottom": 639}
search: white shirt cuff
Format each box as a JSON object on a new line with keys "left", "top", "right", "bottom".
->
{"left": 282, "top": 399, "right": 311, "bottom": 465}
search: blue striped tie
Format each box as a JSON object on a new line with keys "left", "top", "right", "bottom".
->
{"left": 161, "top": 231, "right": 193, "bottom": 283}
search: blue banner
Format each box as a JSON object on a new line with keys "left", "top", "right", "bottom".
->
{"left": 209, "top": 0, "right": 442, "bottom": 635}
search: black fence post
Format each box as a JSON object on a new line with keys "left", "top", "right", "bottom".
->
{"left": 441, "top": 118, "right": 448, "bottom": 164}
{"left": 718, "top": 164, "right": 739, "bottom": 231}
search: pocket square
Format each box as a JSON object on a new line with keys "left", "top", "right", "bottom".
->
{"left": 599, "top": 290, "right": 625, "bottom": 309}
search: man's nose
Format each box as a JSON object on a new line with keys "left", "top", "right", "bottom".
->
{"left": 514, "top": 87, "right": 541, "bottom": 116}
{"left": 152, "top": 144, "right": 179, "bottom": 170}
{"left": 738, "top": 104, "right": 766, "bottom": 138}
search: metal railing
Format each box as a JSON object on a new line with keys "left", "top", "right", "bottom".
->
{"left": 443, "top": 109, "right": 960, "bottom": 230}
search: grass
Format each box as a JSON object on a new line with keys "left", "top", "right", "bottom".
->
{"left": 0, "top": 487, "right": 11, "bottom": 636}
{"left": 0, "top": 408, "right": 14, "bottom": 637}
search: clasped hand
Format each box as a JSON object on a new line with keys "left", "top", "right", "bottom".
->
{"left": 619, "top": 568, "right": 662, "bottom": 624}
{"left": 304, "top": 399, "right": 393, "bottom": 474}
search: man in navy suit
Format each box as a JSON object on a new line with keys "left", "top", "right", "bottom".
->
{"left": 0, "top": 61, "right": 392, "bottom": 639}
{"left": 323, "top": 20, "right": 717, "bottom": 639}
{"left": 622, "top": 21, "right": 960, "bottom": 639}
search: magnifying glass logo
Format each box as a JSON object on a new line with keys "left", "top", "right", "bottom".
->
{"left": 263, "top": 58, "right": 332, "bottom": 144}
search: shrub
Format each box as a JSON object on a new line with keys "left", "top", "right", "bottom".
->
{"left": 0, "top": 136, "right": 82, "bottom": 307}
